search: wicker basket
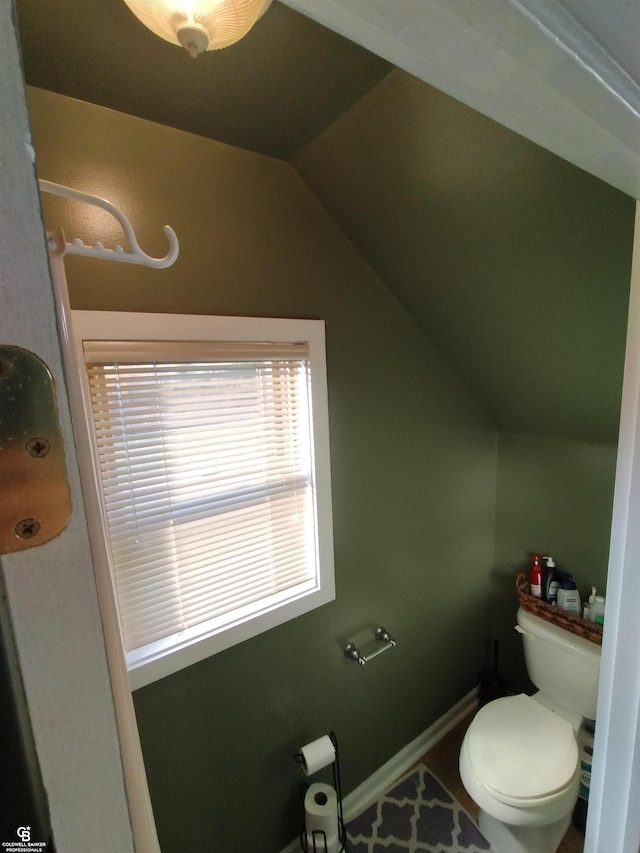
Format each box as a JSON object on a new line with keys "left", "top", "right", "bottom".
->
{"left": 516, "top": 573, "right": 602, "bottom": 646}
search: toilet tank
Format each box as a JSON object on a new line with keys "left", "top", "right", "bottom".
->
{"left": 516, "top": 606, "right": 601, "bottom": 719}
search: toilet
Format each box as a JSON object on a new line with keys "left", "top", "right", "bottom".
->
{"left": 459, "top": 606, "right": 601, "bottom": 853}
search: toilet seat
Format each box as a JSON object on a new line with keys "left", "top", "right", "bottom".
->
{"left": 467, "top": 693, "right": 578, "bottom": 808}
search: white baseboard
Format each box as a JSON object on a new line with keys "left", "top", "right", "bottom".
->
{"left": 280, "top": 686, "right": 479, "bottom": 853}
{"left": 340, "top": 685, "right": 479, "bottom": 821}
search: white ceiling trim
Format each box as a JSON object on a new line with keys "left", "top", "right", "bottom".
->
{"left": 282, "top": 0, "right": 640, "bottom": 198}
{"left": 513, "top": 0, "right": 640, "bottom": 121}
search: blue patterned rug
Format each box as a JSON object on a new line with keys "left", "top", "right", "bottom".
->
{"left": 345, "top": 764, "right": 492, "bottom": 852}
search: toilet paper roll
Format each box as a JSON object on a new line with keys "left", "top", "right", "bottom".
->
{"left": 578, "top": 723, "right": 594, "bottom": 799}
{"left": 299, "top": 735, "right": 335, "bottom": 776}
{"left": 304, "top": 782, "right": 340, "bottom": 853}
{"left": 579, "top": 743, "right": 593, "bottom": 799}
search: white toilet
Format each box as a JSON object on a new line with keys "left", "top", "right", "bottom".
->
{"left": 459, "top": 606, "right": 601, "bottom": 853}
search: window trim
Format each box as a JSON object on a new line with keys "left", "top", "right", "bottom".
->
{"left": 69, "top": 311, "right": 335, "bottom": 688}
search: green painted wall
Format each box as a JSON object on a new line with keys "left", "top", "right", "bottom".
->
{"left": 492, "top": 432, "right": 618, "bottom": 694}
{"left": 290, "top": 67, "right": 632, "bottom": 716}
{"left": 294, "top": 69, "right": 634, "bottom": 445}
{"left": 27, "top": 87, "right": 497, "bottom": 851}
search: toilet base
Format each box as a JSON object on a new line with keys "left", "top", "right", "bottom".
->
{"left": 478, "top": 809, "right": 572, "bottom": 853}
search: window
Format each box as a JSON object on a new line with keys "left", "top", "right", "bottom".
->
{"left": 71, "top": 312, "right": 334, "bottom": 688}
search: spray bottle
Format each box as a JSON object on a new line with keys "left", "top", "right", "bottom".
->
{"left": 529, "top": 554, "right": 543, "bottom": 598}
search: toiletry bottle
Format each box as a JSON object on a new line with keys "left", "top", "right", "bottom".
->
{"left": 544, "top": 557, "right": 560, "bottom": 604}
{"left": 557, "top": 573, "right": 581, "bottom": 614}
{"left": 529, "top": 554, "right": 543, "bottom": 598}
{"left": 584, "top": 586, "right": 596, "bottom": 620}
{"left": 590, "top": 595, "right": 605, "bottom": 625}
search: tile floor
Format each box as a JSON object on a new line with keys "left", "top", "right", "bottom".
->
{"left": 420, "top": 712, "right": 584, "bottom": 853}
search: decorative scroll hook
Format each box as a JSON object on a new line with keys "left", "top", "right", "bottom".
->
{"left": 38, "top": 179, "right": 179, "bottom": 269}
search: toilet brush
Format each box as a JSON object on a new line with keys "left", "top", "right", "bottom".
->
{"left": 479, "top": 639, "right": 508, "bottom": 706}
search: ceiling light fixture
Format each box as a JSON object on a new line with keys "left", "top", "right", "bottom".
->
{"left": 122, "top": 0, "right": 273, "bottom": 59}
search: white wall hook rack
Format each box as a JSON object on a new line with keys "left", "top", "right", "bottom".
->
{"left": 38, "top": 179, "right": 179, "bottom": 269}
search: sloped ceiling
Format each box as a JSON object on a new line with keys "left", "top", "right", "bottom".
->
{"left": 15, "top": 0, "right": 392, "bottom": 160}
{"left": 294, "top": 69, "right": 634, "bottom": 443}
{"left": 15, "top": 0, "right": 636, "bottom": 444}
{"left": 285, "top": 0, "right": 640, "bottom": 199}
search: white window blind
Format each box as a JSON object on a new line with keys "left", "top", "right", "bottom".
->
{"left": 83, "top": 338, "right": 320, "bottom": 662}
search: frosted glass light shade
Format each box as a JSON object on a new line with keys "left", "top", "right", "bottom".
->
{"left": 122, "top": 0, "right": 273, "bottom": 57}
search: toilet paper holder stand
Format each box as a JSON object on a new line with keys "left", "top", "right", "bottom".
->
{"left": 295, "top": 731, "right": 345, "bottom": 853}
{"left": 344, "top": 625, "right": 396, "bottom": 666}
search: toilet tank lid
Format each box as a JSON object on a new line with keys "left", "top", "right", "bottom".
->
{"left": 516, "top": 607, "right": 601, "bottom": 666}
{"left": 468, "top": 694, "right": 578, "bottom": 801}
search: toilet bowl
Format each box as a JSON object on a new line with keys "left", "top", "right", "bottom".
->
{"left": 459, "top": 693, "right": 580, "bottom": 853}
{"left": 459, "top": 607, "right": 601, "bottom": 853}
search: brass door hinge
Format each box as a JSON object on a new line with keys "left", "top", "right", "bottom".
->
{"left": 0, "top": 345, "right": 71, "bottom": 553}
